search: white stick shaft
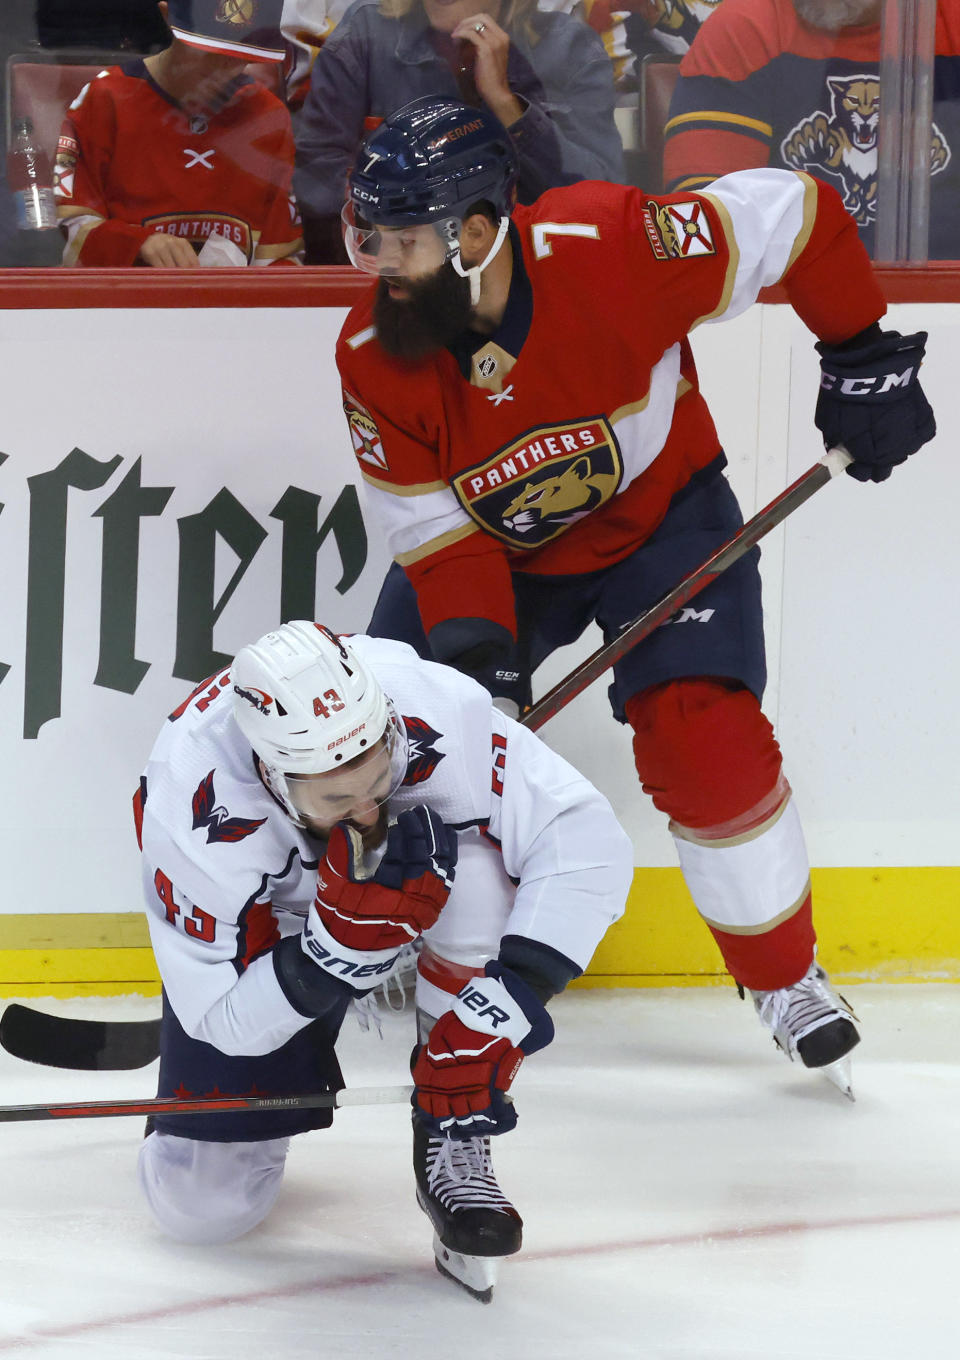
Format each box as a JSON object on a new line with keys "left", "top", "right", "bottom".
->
{"left": 336, "top": 1085, "right": 413, "bottom": 1107}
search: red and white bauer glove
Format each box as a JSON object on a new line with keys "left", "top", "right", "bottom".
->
{"left": 413, "top": 962, "right": 555, "bottom": 1139}
{"left": 302, "top": 805, "right": 457, "bottom": 992}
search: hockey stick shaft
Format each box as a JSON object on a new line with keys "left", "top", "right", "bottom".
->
{"left": 521, "top": 448, "right": 852, "bottom": 732}
{"left": 0, "top": 1084, "right": 414, "bottom": 1124}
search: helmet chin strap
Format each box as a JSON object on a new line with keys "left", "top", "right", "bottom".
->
{"left": 451, "top": 215, "right": 510, "bottom": 306}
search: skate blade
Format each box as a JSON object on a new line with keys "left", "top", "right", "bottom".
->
{"left": 819, "top": 1053, "right": 855, "bottom": 1101}
{"left": 432, "top": 1231, "right": 499, "bottom": 1304}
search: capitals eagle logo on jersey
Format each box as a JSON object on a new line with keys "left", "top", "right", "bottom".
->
{"left": 402, "top": 716, "right": 445, "bottom": 785}
{"left": 192, "top": 770, "right": 268, "bottom": 845}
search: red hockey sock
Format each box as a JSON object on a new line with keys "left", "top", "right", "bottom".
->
{"left": 626, "top": 679, "right": 816, "bottom": 989}
{"left": 707, "top": 892, "right": 816, "bottom": 992}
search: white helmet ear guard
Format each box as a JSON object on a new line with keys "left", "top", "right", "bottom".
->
{"left": 230, "top": 622, "right": 409, "bottom": 825}
{"left": 450, "top": 214, "right": 510, "bottom": 305}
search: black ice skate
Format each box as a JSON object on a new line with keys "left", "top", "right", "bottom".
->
{"left": 412, "top": 1114, "right": 522, "bottom": 1303}
{"left": 750, "top": 961, "right": 860, "bottom": 1099}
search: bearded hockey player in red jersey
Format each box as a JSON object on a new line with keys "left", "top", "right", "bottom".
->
{"left": 54, "top": 0, "right": 303, "bottom": 267}
{"left": 335, "top": 96, "right": 936, "bottom": 1098}
{"left": 136, "top": 621, "right": 632, "bottom": 1299}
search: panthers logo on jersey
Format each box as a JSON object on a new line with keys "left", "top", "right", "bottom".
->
{"left": 781, "top": 74, "right": 951, "bottom": 225}
{"left": 452, "top": 418, "right": 623, "bottom": 549}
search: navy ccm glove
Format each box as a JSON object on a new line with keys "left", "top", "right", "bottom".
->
{"left": 815, "top": 327, "right": 936, "bottom": 483}
{"left": 412, "top": 962, "right": 555, "bottom": 1139}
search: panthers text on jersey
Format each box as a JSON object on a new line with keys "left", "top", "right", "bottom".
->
{"left": 136, "top": 636, "right": 631, "bottom": 1056}
{"left": 54, "top": 60, "right": 303, "bottom": 266}
{"left": 335, "top": 171, "right": 885, "bottom": 641}
{"left": 663, "top": 0, "right": 960, "bottom": 258}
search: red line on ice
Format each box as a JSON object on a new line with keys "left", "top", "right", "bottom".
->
{"left": 2, "top": 1206, "right": 959, "bottom": 1351}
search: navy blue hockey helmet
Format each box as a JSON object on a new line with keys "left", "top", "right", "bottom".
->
{"left": 346, "top": 96, "right": 518, "bottom": 230}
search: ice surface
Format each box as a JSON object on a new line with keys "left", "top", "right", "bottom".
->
{"left": 1, "top": 985, "right": 958, "bottom": 1358}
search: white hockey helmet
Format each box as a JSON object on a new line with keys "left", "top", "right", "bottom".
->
{"left": 231, "top": 621, "right": 408, "bottom": 827}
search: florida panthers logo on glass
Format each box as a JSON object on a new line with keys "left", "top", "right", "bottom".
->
{"left": 781, "top": 74, "right": 950, "bottom": 226}
{"left": 452, "top": 418, "right": 623, "bottom": 549}
{"left": 402, "top": 716, "right": 445, "bottom": 785}
{"left": 643, "top": 0, "right": 722, "bottom": 48}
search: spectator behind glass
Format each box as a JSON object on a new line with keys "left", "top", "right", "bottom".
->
{"left": 536, "top": 0, "right": 636, "bottom": 89}
{"left": 293, "top": 0, "right": 624, "bottom": 263}
{"left": 281, "top": 0, "right": 354, "bottom": 108}
{"left": 661, "top": 0, "right": 960, "bottom": 258}
{"left": 54, "top": 0, "right": 304, "bottom": 266}
{"left": 624, "top": 0, "right": 722, "bottom": 62}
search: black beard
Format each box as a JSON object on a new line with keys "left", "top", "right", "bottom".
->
{"left": 350, "top": 805, "right": 391, "bottom": 854}
{"left": 373, "top": 265, "right": 474, "bottom": 361}
{"left": 302, "top": 803, "right": 390, "bottom": 854}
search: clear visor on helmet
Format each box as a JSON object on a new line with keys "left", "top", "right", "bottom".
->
{"left": 341, "top": 200, "right": 461, "bottom": 277}
{"left": 281, "top": 705, "right": 408, "bottom": 827}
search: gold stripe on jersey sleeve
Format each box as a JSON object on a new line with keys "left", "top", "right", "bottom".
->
{"left": 254, "top": 237, "right": 304, "bottom": 261}
{"left": 346, "top": 325, "right": 377, "bottom": 349}
{"left": 670, "top": 175, "right": 717, "bottom": 192}
{"left": 609, "top": 390, "right": 651, "bottom": 425}
{"left": 664, "top": 110, "right": 774, "bottom": 138}
{"left": 394, "top": 520, "right": 480, "bottom": 566}
{"left": 60, "top": 212, "right": 107, "bottom": 266}
{"left": 56, "top": 202, "right": 101, "bottom": 221}
{"left": 360, "top": 470, "right": 449, "bottom": 496}
{"left": 781, "top": 172, "right": 819, "bottom": 278}
{"left": 609, "top": 377, "right": 691, "bottom": 428}
{"left": 689, "top": 192, "right": 738, "bottom": 329}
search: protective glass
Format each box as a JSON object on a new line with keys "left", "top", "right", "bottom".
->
{"left": 340, "top": 201, "right": 461, "bottom": 277}
{"left": 283, "top": 706, "right": 409, "bottom": 825}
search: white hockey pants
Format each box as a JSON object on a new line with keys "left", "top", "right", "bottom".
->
{"left": 138, "top": 1130, "right": 290, "bottom": 1244}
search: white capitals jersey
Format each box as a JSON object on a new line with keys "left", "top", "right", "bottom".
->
{"left": 138, "top": 636, "right": 633, "bottom": 1057}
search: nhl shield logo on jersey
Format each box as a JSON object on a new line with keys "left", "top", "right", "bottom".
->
{"left": 452, "top": 418, "right": 623, "bottom": 549}
{"left": 402, "top": 716, "right": 446, "bottom": 785}
{"left": 343, "top": 391, "right": 388, "bottom": 470}
{"left": 644, "top": 200, "right": 715, "bottom": 260}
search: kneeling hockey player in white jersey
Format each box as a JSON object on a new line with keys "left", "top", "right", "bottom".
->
{"left": 135, "top": 621, "right": 633, "bottom": 1300}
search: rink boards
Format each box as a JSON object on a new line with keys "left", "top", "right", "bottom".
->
{"left": 0, "top": 274, "right": 956, "bottom": 993}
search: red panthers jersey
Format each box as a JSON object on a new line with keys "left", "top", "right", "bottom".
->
{"left": 55, "top": 60, "right": 302, "bottom": 266}
{"left": 336, "top": 172, "right": 885, "bottom": 640}
{"left": 662, "top": 0, "right": 960, "bottom": 258}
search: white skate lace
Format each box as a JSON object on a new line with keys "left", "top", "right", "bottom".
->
{"left": 753, "top": 963, "right": 852, "bottom": 1052}
{"left": 350, "top": 941, "right": 423, "bottom": 1034}
{"left": 426, "top": 1137, "right": 514, "bottom": 1215}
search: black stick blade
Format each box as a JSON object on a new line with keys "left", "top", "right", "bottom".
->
{"left": 0, "top": 1005, "right": 161, "bottom": 1070}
